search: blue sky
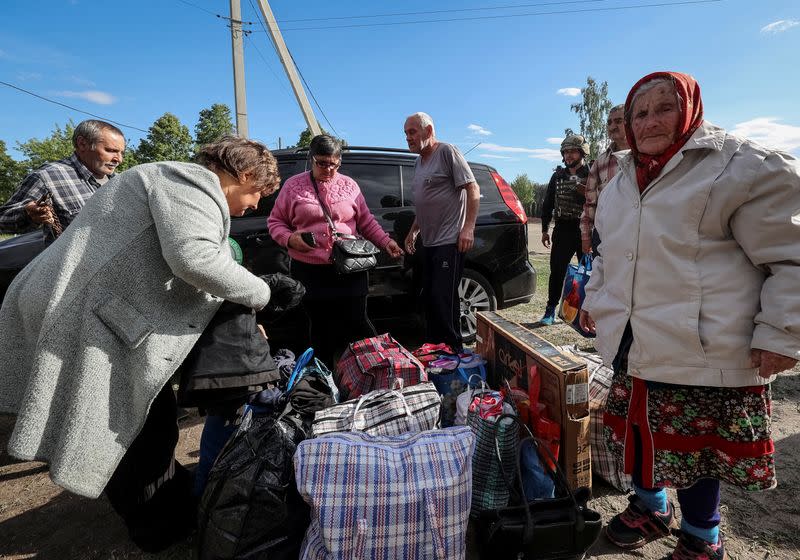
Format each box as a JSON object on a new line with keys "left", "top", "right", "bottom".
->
{"left": 1, "top": 0, "right": 799, "bottom": 183}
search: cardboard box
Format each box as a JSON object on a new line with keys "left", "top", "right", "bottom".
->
{"left": 475, "top": 311, "right": 591, "bottom": 491}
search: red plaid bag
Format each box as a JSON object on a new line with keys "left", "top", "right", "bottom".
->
{"left": 336, "top": 333, "right": 427, "bottom": 400}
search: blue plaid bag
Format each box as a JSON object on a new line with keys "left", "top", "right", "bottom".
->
{"left": 294, "top": 426, "right": 475, "bottom": 559}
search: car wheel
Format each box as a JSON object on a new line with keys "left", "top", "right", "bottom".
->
{"left": 459, "top": 269, "right": 497, "bottom": 344}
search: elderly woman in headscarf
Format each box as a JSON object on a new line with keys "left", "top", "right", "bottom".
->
{"left": 580, "top": 72, "right": 800, "bottom": 560}
{"left": 0, "top": 136, "right": 282, "bottom": 552}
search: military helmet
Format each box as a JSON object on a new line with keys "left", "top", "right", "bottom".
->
{"left": 560, "top": 135, "right": 590, "bottom": 157}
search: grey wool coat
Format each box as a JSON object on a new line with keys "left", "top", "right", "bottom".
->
{"left": 0, "top": 162, "right": 271, "bottom": 498}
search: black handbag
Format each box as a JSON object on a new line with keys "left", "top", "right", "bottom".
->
{"left": 309, "top": 172, "right": 379, "bottom": 274}
{"left": 475, "top": 414, "right": 602, "bottom": 560}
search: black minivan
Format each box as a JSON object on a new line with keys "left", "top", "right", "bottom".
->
{"left": 0, "top": 146, "right": 535, "bottom": 343}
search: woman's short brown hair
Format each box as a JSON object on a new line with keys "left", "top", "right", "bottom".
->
{"left": 196, "top": 136, "right": 280, "bottom": 194}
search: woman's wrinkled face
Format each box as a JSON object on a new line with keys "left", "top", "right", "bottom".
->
{"left": 630, "top": 83, "right": 682, "bottom": 156}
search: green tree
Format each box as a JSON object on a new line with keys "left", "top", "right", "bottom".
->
{"left": 510, "top": 173, "right": 536, "bottom": 207}
{"left": 570, "top": 76, "right": 613, "bottom": 160}
{"left": 510, "top": 174, "right": 548, "bottom": 217}
{"left": 296, "top": 126, "right": 326, "bottom": 148}
{"left": 136, "top": 113, "right": 193, "bottom": 163}
{"left": 116, "top": 145, "right": 141, "bottom": 172}
{"left": 16, "top": 121, "right": 76, "bottom": 174}
{"left": 294, "top": 126, "right": 347, "bottom": 149}
{"left": 0, "top": 141, "right": 26, "bottom": 205}
{"left": 195, "top": 103, "right": 234, "bottom": 148}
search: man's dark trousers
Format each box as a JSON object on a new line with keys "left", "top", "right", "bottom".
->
{"left": 422, "top": 243, "right": 465, "bottom": 350}
{"left": 547, "top": 219, "right": 581, "bottom": 309}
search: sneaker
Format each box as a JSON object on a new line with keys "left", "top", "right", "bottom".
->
{"left": 606, "top": 494, "right": 679, "bottom": 550}
{"left": 540, "top": 306, "right": 556, "bottom": 325}
{"left": 666, "top": 532, "right": 727, "bottom": 560}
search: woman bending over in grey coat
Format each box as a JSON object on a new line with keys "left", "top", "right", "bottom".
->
{"left": 0, "top": 135, "right": 281, "bottom": 552}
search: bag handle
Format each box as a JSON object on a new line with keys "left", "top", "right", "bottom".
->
{"left": 286, "top": 348, "right": 340, "bottom": 403}
{"left": 286, "top": 347, "right": 315, "bottom": 392}
{"left": 492, "top": 413, "right": 586, "bottom": 544}
{"left": 351, "top": 388, "right": 420, "bottom": 433}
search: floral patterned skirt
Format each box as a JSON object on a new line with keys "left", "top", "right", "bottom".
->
{"left": 603, "top": 370, "right": 776, "bottom": 491}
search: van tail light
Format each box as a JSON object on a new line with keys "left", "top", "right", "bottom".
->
{"left": 491, "top": 171, "right": 527, "bottom": 223}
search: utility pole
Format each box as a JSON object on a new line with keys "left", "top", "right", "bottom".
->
{"left": 254, "top": 0, "right": 321, "bottom": 136}
{"left": 230, "top": 0, "right": 249, "bottom": 138}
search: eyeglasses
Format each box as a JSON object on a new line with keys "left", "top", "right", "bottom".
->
{"left": 312, "top": 157, "right": 341, "bottom": 170}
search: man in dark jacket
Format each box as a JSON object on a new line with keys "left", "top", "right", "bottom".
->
{"left": 539, "top": 135, "right": 590, "bottom": 324}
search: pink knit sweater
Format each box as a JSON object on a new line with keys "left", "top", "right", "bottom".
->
{"left": 267, "top": 171, "right": 392, "bottom": 265}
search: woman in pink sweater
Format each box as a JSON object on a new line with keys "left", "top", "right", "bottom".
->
{"left": 268, "top": 134, "right": 403, "bottom": 367}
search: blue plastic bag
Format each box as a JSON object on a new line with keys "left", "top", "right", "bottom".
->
{"left": 558, "top": 254, "right": 595, "bottom": 338}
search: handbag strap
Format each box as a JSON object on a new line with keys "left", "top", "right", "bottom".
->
{"left": 492, "top": 413, "right": 586, "bottom": 543}
{"left": 309, "top": 171, "right": 340, "bottom": 238}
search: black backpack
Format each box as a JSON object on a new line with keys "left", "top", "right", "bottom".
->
{"left": 196, "top": 410, "right": 309, "bottom": 560}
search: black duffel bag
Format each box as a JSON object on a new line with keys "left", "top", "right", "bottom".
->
{"left": 196, "top": 409, "right": 309, "bottom": 560}
{"left": 475, "top": 414, "right": 602, "bottom": 560}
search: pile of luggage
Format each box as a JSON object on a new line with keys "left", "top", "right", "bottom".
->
{"left": 196, "top": 333, "right": 601, "bottom": 560}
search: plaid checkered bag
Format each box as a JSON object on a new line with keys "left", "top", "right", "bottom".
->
{"left": 468, "top": 405, "right": 519, "bottom": 516}
{"left": 311, "top": 381, "right": 441, "bottom": 438}
{"left": 561, "top": 345, "right": 631, "bottom": 492}
{"left": 336, "top": 333, "right": 426, "bottom": 400}
{"left": 294, "top": 426, "right": 475, "bottom": 560}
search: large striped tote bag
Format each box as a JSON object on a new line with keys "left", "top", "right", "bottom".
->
{"left": 294, "top": 426, "right": 475, "bottom": 560}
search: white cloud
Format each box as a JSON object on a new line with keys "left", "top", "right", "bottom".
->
{"left": 730, "top": 117, "right": 800, "bottom": 152}
{"left": 546, "top": 137, "right": 563, "bottom": 145}
{"left": 478, "top": 154, "right": 512, "bottom": 160}
{"left": 479, "top": 142, "right": 563, "bottom": 162}
{"left": 467, "top": 124, "right": 492, "bottom": 136}
{"left": 557, "top": 87, "right": 581, "bottom": 97}
{"left": 760, "top": 19, "right": 799, "bottom": 34}
{"left": 528, "top": 149, "right": 563, "bottom": 162}
{"left": 479, "top": 142, "right": 539, "bottom": 154}
{"left": 54, "top": 90, "right": 116, "bottom": 105}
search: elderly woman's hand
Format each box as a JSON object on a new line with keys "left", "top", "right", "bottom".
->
{"left": 288, "top": 231, "right": 314, "bottom": 252}
{"left": 385, "top": 239, "right": 404, "bottom": 259}
{"left": 751, "top": 349, "right": 798, "bottom": 378}
{"left": 578, "top": 309, "right": 596, "bottom": 335}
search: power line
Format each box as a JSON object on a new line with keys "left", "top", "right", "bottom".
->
{"left": 242, "top": 34, "right": 296, "bottom": 100}
{"left": 250, "top": 0, "right": 722, "bottom": 32}
{"left": 288, "top": 52, "right": 340, "bottom": 137}
{"left": 246, "top": 0, "right": 339, "bottom": 137}
{"left": 174, "top": 0, "right": 257, "bottom": 25}
{"left": 463, "top": 142, "right": 483, "bottom": 156}
{"left": 0, "top": 80, "right": 148, "bottom": 133}
{"left": 276, "top": 0, "right": 605, "bottom": 23}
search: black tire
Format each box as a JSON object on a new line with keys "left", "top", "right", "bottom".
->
{"left": 459, "top": 269, "right": 497, "bottom": 344}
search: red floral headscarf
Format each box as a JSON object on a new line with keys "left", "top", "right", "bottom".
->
{"left": 624, "top": 71, "right": 704, "bottom": 191}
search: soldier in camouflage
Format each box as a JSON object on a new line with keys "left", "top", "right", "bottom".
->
{"left": 539, "top": 134, "right": 591, "bottom": 324}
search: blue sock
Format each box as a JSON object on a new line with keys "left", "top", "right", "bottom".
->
{"left": 634, "top": 484, "right": 668, "bottom": 514}
{"left": 681, "top": 520, "right": 719, "bottom": 545}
